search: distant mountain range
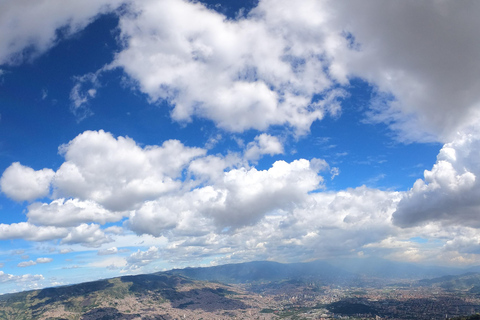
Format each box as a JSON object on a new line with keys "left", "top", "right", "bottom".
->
{"left": 418, "top": 272, "right": 480, "bottom": 292}
{"left": 166, "top": 258, "right": 472, "bottom": 283}
{"left": 165, "top": 259, "right": 353, "bottom": 284}
{"left": 2, "top": 259, "right": 480, "bottom": 319}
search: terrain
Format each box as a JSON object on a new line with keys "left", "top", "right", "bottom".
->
{"left": 2, "top": 260, "right": 480, "bottom": 319}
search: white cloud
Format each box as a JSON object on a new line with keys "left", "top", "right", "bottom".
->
{"left": 27, "top": 198, "right": 125, "bottom": 227}
{"left": 97, "top": 0, "right": 480, "bottom": 143}
{"left": 17, "top": 257, "right": 53, "bottom": 268}
{"left": 128, "top": 200, "right": 182, "bottom": 237}
{"left": 147, "top": 186, "right": 404, "bottom": 266}
{"left": 0, "top": 271, "right": 43, "bottom": 283}
{"left": 97, "top": 247, "right": 118, "bottom": 255}
{"left": 3, "top": 0, "right": 477, "bottom": 144}
{"left": 125, "top": 246, "right": 160, "bottom": 270}
{"left": 108, "top": 0, "right": 344, "bottom": 135}
{"left": 17, "top": 260, "right": 36, "bottom": 268}
{"left": 129, "top": 158, "right": 324, "bottom": 236}
{"left": 61, "top": 224, "right": 112, "bottom": 248}
{"left": 393, "top": 129, "right": 480, "bottom": 228}
{"left": 69, "top": 72, "right": 99, "bottom": 121}
{"left": 59, "top": 248, "right": 73, "bottom": 254}
{"left": 0, "top": 221, "right": 113, "bottom": 248}
{"left": 0, "top": 162, "right": 54, "bottom": 202}
{"left": 0, "top": 0, "right": 123, "bottom": 65}
{"left": 0, "top": 0, "right": 479, "bottom": 272}
{"left": 204, "top": 159, "right": 323, "bottom": 228}
{"left": 36, "top": 257, "right": 53, "bottom": 264}
{"left": 244, "top": 134, "right": 283, "bottom": 161}
{"left": 0, "top": 222, "right": 67, "bottom": 241}
{"left": 54, "top": 130, "right": 205, "bottom": 211}
{"left": 188, "top": 154, "right": 241, "bottom": 183}
{"left": 323, "top": 0, "right": 480, "bottom": 142}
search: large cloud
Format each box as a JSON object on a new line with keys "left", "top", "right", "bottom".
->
{"left": 61, "top": 223, "right": 112, "bottom": 248}
{"left": 27, "top": 198, "right": 125, "bottom": 227}
{"left": 3, "top": 129, "right": 480, "bottom": 267}
{"left": 0, "top": 0, "right": 123, "bottom": 65}
{"left": 103, "top": 0, "right": 480, "bottom": 143}
{"left": 54, "top": 130, "right": 205, "bottom": 211}
{"left": 325, "top": 0, "right": 480, "bottom": 142}
{"left": 0, "top": 162, "right": 54, "bottom": 202}
{"left": 393, "top": 129, "right": 480, "bottom": 228}
{"left": 142, "top": 186, "right": 402, "bottom": 265}
{"left": 109, "top": 0, "right": 344, "bottom": 135}
{"left": 3, "top": 0, "right": 478, "bottom": 143}
{"left": 0, "top": 131, "right": 330, "bottom": 250}
{"left": 128, "top": 158, "right": 324, "bottom": 236}
{"left": 0, "top": 222, "right": 67, "bottom": 241}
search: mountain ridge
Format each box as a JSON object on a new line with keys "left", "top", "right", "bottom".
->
{"left": 2, "top": 259, "right": 480, "bottom": 319}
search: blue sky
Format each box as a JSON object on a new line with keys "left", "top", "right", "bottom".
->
{"left": 0, "top": 0, "right": 479, "bottom": 293}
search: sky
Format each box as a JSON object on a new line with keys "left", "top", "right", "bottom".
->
{"left": 0, "top": 0, "right": 479, "bottom": 294}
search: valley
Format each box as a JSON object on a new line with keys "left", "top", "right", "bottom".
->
{"left": 2, "top": 261, "right": 480, "bottom": 319}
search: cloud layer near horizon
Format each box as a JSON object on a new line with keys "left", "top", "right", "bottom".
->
{"left": 1, "top": 129, "right": 480, "bottom": 271}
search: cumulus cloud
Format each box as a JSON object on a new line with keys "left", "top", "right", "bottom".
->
{"left": 125, "top": 246, "right": 160, "bottom": 270}
{"left": 324, "top": 0, "right": 480, "bottom": 142}
{"left": 149, "top": 186, "right": 402, "bottom": 265}
{"left": 54, "top": 130, "right": 205, "bottom": 211}
{"left": 108, "top": 0, "right": 344, "bottom": 135}
{"left": 205, "top": 159, "right": 323, "bottom": 228}
{"left": 244, "top": 134, "right": 283, "bottom": 161}
{"left": 393, "top": 129, "right": 480, "bottom": 228}
{"left": 3, "top": 0, "right": 478, "bottom": 144}
{"left": 27, "top": 198, "right": 125, "bottom": 227}
{"left": 128, "top": 200, "right": 183, "bottom": 237}
{"left": 0, "top": 223, "right": 67, "bottom": 241}
{"left": 129, "top": 158, "right": 324, "bottom": 236}
{"left": 36, "top": 257, "right": 53, "bottom": 264}
{"left": 0, "top": 162, "right": 54, "bottom": 202}
{"left": 0, "top": 221, "right": 114, "bottom": 248}
{"left": 59, "top": 248, "right": 74, "bottom": 254}
{"left": 61, "top": 224, "right": 112, "bottom": 248}
{"left": 188, "top": 154, "right": 241, "bottom": 183}
{"left": 0, "top": 0, "right": 123, "bottom": 65}
{"left": 101, "top": 0, "right": 480, "bottom": 143}
{"left": 17, "top": 260, "right": 36, "bottom": 268}
{"left": 97, "top": 247, "right": 119, "bottom": 255}
{"left": 0, "top": 271, "right": 43, "bottom": 283}
{"left": 0, "top": 0, "right": 480, "bottom": 275}
{"left": 5, "top": 0, "right": 471, "bottom": 145}
{"left": 17, "top": 258, "right": 52, "bottom": 268}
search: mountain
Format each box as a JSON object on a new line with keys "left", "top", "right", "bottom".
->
{"left": 0, "top": 273, "right": 251, "bottom": 320}
{"left": 418, "top": 272, "right": 480, "bottom": 291}
{"left": 166, "top": 260, "right": 352, "bottom": 284}
{"left": 2, "top": 260, "right": 480, "bottom": 319}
